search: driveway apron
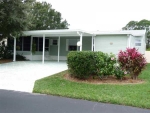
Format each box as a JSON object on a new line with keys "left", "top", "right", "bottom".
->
{"left": 0, "top": 61, "right": 67, "bottom": 92}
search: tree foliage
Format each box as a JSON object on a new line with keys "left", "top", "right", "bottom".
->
{"left": 0, "top": 0, "right": 69, "bottom": 41}
{"left": 0, "top": 0, "right": 35, "bottom": 40}
{"left": 122, "top": 19, "right": 150, "bottom": 30}
{"left": 30, "top": 2, "right": 69, "bottom": 30}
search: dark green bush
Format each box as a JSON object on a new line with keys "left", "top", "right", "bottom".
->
{"left": 67, "top": 51, "right": 117, "bottom": 79}
{"left": 0, "top": 41, "right": 12, "bottom": 59}
{"left": 67, "top": 51, "right": 96, "bottom": 79}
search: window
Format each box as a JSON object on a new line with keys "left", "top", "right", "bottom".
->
{"left": 16, "top": 37, "right": 23, "bottom": 51}
{"left": 66, "top": 39, "right": 79, "bottom": 51}
{"left": 45, "top": 39, "right": 49, "bottom": 51}
{"left": 39, "top": 38, "right": 43, "bottom": 51}
{"left": 51, "top": 39, "right": 58, "bottom": 45}
{"left": 23, "top": 36, "right": 31, "bottom": 51}
{"left": 135, "top": 38, "right": 141, "bottom": 46}
{"left": 33, "top": 37, "right": 38, "bottom": 51}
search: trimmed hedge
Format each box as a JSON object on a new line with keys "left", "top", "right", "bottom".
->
{"left": 67, "top": 51, "right": 116, "bottom": 79}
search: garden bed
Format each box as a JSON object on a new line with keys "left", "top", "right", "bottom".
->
{"left": 0, "top": 59, "right": 13, "bottom": 64}
{"left": 64, "top": 74, "right": 144, "bottom": 85}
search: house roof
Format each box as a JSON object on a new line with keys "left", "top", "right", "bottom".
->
{"left": 23, "top": 29, "right": 93, "bottom": 37}
{"left": 23, "top": 29, "right": 146, "bottom": 37}
{"left": 91, "top": 30, "right": 146, "bottom": 36}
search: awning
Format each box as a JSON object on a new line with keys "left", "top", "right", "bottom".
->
{"left": 23, "top": 29, "right": 93, "bottom": 37}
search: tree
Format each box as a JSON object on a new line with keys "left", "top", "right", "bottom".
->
{"left": 122, "top": 19, "right": 150, "bottom": 48}
{"left": 122, "top": 21, "right": 138, "bottom": 30}
{"left": 30, "top": 2, "right": 69, "bottom": 30}
{"left": 0, "top": 0, "right": 35, "bottom": 40}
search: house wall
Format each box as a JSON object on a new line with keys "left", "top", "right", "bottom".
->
{"left": 94, "top": 34, "right": 146, "bottom": 55}
{"left": 95, "top": 35, "right": 128, "bottom": 55}
{"left": 16, "top": 36, "right": 92, "bottom": 61}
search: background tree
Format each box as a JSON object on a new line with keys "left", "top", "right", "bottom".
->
{"left": 122, "top": 19, "right": 150, "bottom": 48}
{"left": 30, "top": 2, "right": 69, "bottom": 30}
{"left": 0, "top": 0, "right": 35, "bottom": 41}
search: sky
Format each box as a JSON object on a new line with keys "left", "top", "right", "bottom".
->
{"left": 37, "top": 0, "right": 150, "bottom": 31}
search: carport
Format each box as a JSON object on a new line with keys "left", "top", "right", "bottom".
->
{"left": 12, "top": 29, "right": 94, "bottom": 63}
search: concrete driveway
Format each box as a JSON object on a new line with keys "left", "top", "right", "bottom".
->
{"left": 0, "top": 61, "right": 67, "bottom": 92}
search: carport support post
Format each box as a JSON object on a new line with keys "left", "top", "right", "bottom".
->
{"left": 42, "top": 34, "right": 45, "bottom": 64}
{"left": 93, "top": 36, "right": 95, "bottom": 51}
{"left": 13, "top": 37, "right": 16, "bottom": 62}
{"left": 91, "top": 36, "right": 94, "bottom": 51}
{"left": 80, "top": 33, "right": 82, "bottom": 51}
{"left": 58, "top": 36, "right": 60, "bottom": 62}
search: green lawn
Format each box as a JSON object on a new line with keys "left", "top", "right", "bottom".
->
{"left": 33, "top": 64, "right": 150, "bottom": 109}
{"left": 146, "top": 48, "right": 150, "bottom": 51}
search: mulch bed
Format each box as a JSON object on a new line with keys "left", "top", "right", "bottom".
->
{"left": 64, "top": 74, "right": 144, "bottom": 85}
{"left": 0, "top": 59, "right": 13, "bottom": 64}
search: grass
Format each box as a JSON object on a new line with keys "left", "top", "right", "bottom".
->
{"left": 146, "top": 48, "right": 150, "bottom": 51}
{"left": 33, "top": 64, "right": 150, "bottom": 109}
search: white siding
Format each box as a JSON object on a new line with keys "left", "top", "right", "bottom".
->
{"left": 95, "top": 35, "right": 128, "bottom": 54}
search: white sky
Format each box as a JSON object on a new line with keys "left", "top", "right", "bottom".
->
{"left": 37, "top": 0, "right": 150, "bottom": 31}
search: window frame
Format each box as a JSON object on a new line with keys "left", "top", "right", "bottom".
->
{"left": 66, "top": 39, "right": 79, "bottom": 51}
{"left": 135, "top": 38, "right": 142, "bottom": 47}
{"left": 50, "top": 39, "right": 58, "bottom": 46}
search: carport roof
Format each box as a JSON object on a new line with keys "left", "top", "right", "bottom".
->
{"left": 23, "top": 29, "right": 93, "bottom": 37}
{"left": 23, "top": 29, "right": 146, "bottom": 37}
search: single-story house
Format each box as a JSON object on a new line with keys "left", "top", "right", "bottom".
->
{"left": 10, "top": 29, "right": 146, "bottom": 63}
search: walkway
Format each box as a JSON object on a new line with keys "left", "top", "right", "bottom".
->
{"left": 0, "top": 61, "right": 67, "bottom": 92}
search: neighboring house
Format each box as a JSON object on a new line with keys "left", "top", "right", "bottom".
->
{"left": 9, "top": 29, "right": 146, "bottom": 63}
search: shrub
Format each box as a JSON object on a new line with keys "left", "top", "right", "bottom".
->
{"left": 0, "top": 41, "right": 12, "bottom": 59}
{"left": 114, "top": 63, "right": 127, "bottom": 80}
{"left": 67, "top": 51, "right": 96, "bottom": 79}
{"left": 95, "top": 53, "right": 116, "bottom": 79}
{"left": 118, "top": 48, "right": 147, "bottom": 79}
{"left": 67, "top": 51, "right": 117, "bottom": 79}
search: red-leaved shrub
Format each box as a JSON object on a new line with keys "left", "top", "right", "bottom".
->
{"left": 118, "top": 48, "right": 147, "bottom": 79}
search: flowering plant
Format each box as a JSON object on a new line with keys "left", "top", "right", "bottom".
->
{"left": 118, "top": 48, "right": 147, "bottom": 79}
{"left": 113, "top": 63, "right": 127, "bottom": 80}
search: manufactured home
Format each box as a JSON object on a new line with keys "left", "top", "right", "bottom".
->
{"left": 10, "top": 29, "right": 146, "bottom": 63}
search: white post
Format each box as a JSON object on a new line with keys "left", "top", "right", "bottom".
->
{"left": 80, "top": 33, "right": 82, "bottom": 51}
{"left": 93, "top": 36, "right": 95, "bottom": 51}
{"left": 58, "top": 36, "right": 60, "bottom": 62}
{"left": 42, "top": 34, "right": 45, "bottom": 64}
{"left": 30, "top": 36, "right": 33, "bottom": 61}
{"left": 13, "top": 37, "right": 16, "bottom": 61}
{"left": 91, "top": 36, "right": 94, "bottom": 51}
